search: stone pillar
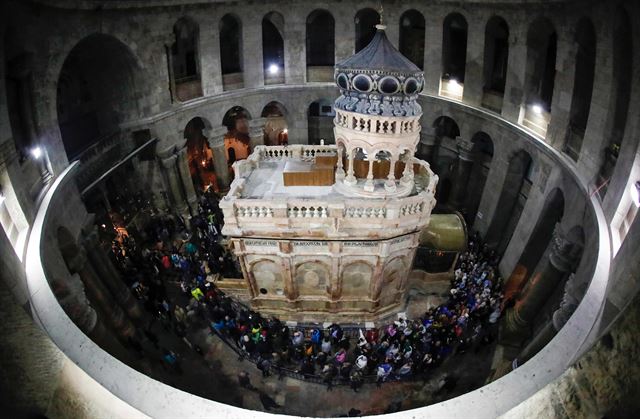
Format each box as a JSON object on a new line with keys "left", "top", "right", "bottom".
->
{"left": 344, "top": 148, "right": 357, "bottom": 186}
{"left": 158, "top": 150, "right": 187, "bottom": 215}
{"left": 364, "top": 157, "right": 375, "bottom": 192}
{"left": 81, "top": 227, "right": 143, "bottom": 322}
{"left": 545, "top": 27, "right": 576, "bottom": 148}
{"left": 66, "top": 249, "right": 136, "bottom": 340}
{"left": 210, "top": 126, "right": 230, "bottom": 190}
{"left": 501, "top": 21, "right": 527, "bottom": 123}
{"left": 175, "top": 144, "right": 198, "bottom": 214}
{"left": 249, "top": 118, "right": 266, "bottom": 149}
{"left": 463, "top": 16, "right": 485, "bottom": 107}
{"left": 503, "top": 225, "right": 582, "bottom": 342}
{"left": 400, "top": 154, "right": 414, "bottom": 185}
{"left": 418, "top": 127, "right": 437, "bottom": 163}
{"left": 449, "top": 138, "right": 475, "bottom": 210}
{"left": 514, "top": 274, "right": 580, "bottom": 366}
{"left": 200, "top": 17, "right": 223, "bottom": 95}
{"left": 52, "top": 274, "right": 132, "bottom": 362}
{"left": 334, "top": 12, "right": 354, "bottom": 63}
{"left": 385, "top": 154, "right": 398, "bottom": 192}
{"left": 243, "top": 15, "right": 264, "bottom": 89}
{"left": 423, "top": 12, "right": 444, "bottom": 96}
{"left": 284, "top": 14, "right": 306, "bottom": 84}
{"left": 335, "top": 147, "right": 345, "bottom": 180}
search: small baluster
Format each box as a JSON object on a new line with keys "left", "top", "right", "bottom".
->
{"left": 320, "top": 207, "right": 328, "bottom": 218}
{"left": 312, "top": 207, "right": 320, "bottom": 218}
{"left": 304, "top": 207, "right": 312, "bottom": 217}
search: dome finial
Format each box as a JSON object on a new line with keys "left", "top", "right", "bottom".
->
{"left": 376, "top": 3, "right": 386, "bottom": 30}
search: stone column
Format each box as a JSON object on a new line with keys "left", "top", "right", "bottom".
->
{"left": 423, "top": 12, "right": 444, "bottom": 96}
{"left": 400, "top": 154, "right": 415, "bottom": 185}
{"left": 335, "top": 146, "right": 345, "bottom": 180}
{"left": 175, "top": 144, "right": 198, "bottom": 214}
{"left": 334, "top": 11, "right": 354, "bottom": 63}
{"left": 514, "top": 274, "right": 580, "bottom": 366}
{"left": 385, "top": 153, "right": 398, "bottom": 192}
{"left": 82, "top": 227, "right": 143, "bottom": 322}
{"left": 463, "top": 16, "right": 485, "bottom": 107}
{"left": 501, "top": 21, "right": 527, "bottom": 123}
{"left": 243, "top": 15, "right": 264, "bottom": 89}
{"left": 66, "top": 249, "right": 136, "bottom": 340}
{"left": 364, "top": 156, "right": 375, "bottom": 192}
{"left": 210, "top": 126, "right": 230, "bottom": 190}
{"left": 418, "top": 127, "right": 437, "bottom": 163}
{"left": 284, "top": 13, "right": 306, "bottom": 84}
{"left": 158, "top": 150, "right": 187, "bottom": 215}
{"left": 249, "top": 118, "right": 266, "bottom": 149}
{"left": 164, "top": 39, "right": 177, "bottom": 103}
{"left": 449, "top": 138, "right": 475, "bottom": 210}
{"left": 503, "top": 226, "right": 582, "bottom": 342}
{"left": 200, "top": 17, "right": 223, "bottom": 95}
{"left": 545, "top": 27, "right": 576, "bottom": 148}
{"left": 344, "top": 148, "right": 357, "bottom": 186}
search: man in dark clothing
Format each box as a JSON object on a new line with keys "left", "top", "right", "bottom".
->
{"left": 237, "top": 371, "right": 255, "bottom": 390}
{"left": 259, "top": 392, "right": 282, "bottom": 411}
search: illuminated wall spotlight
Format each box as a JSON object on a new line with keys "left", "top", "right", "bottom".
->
{"left": 268, "top": 64, "right": 279, "bottom": 75}
{"left": 532, "top": 104, "right": 543, "bottom": 115}
{"left": 31, "top": 146, "right": 43, "bottom": 159}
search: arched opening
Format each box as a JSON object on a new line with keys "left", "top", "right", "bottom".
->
{"left": 521, "top": 17, "right": 556, "bottom": 136}
{"left": 170, "top": 17, "right": 202, "bottom": 102}
{"left": 184, "top": 117, "right": 217, "bottom": 192}
{"left": 466, "top": 132, "right": 494, "bottom": 225}
{"left": 306, "top": 10, "right": 335, "bottom": 82}
{"left": 307, "top": 99, "right": 335, "bottom": 145}
{"left": 220, "top": 14, "right": 243, "bottom": 90}
{"left": 262, "top": 12, "right": 285, "bottom": 85}
{"left": 261, "top": 102, "right": 288, "bottom": 146}
{"left": 482, "top": 16, "right": 509, "bottom": 112}
{"left": 355, "top": 8, "right": 380, "bottom": 53}
{"left": 399, "top": 10, "right": 425, "bottom": 70}
{"left": 222, "top": 106, "right": 252, "bottom": 171}
{"left": 440, "top": 13, "right": 468, "bottom": 99}
{"left": 57, "top": 34, "right": 146, "bottom": 160}
{"left": 485, "top": 150, "right": 533, "bottom": 255}
{"left": 564, "top": 18, "right": 597, "bottom": 161}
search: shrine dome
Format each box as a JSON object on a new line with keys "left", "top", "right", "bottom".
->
{"left": 334, "top": 24, "right": 424, "bottom": 117}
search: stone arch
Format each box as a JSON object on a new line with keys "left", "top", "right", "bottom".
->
{"left": 183, "top": 117, "right": 215, "bottom": 192}
{"left": 222, "top": 106, "right": 252, "bottom": 165}
{"left": 355, "top": 8, "right": 380, "bottom": 53}
{"left": 261, "top": 101, "right": 288, "bottom": 146}
{"left": 399, "top": 9, "right": 425, "bottom": 69}
{"left": 564, "top": 17, "right": 597, "bottom": 161}
{"left": 56, "top": 33, "right": 148, "bottom": 160}
{"left": 171, "top": 17, "right": 202, "bottom": 101}
{"left": 482, "top": 15, "right": 509, "bottom": 111}
{"left": 383, "top": 256, "right": 407, "bottom": 289}
{"left": 306, "top": 9, "right": 335, "bottom": 81}
{"left": 307, "top": 99, "right": 334, "bottom": 145}
{"left": 486, "top": 149, "right": 533, "bottom": 254}
{"left": 294, "top": 260, "right": 331, "bottom": 297}
{"left": 220, "top": 14, "right": 243, "bottom": 90}
{"left": 249, "top": 259, "right": 284, "bottom": 296}
{"left": 263, "top": 12, "right": 285, "bottom": 85}
{"left": 340, "top": 260, "right": 374, "bottom": 298}
{"left": 442, "top": 12, "right": 468, "bottom": 83}
{"left": 433, "top": 116, "right": 461, "bottom": 140}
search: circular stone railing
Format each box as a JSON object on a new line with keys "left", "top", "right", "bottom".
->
{"left": 24, "top": 94, "right": 611, "bottom": 418}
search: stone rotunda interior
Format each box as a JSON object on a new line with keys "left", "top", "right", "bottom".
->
{"left": 1, "top": 1, "right": 639, "bottom": 418}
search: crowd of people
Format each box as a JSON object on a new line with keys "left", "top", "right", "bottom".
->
{"left": 107, "top": 189, "right": 504, "bottom": 393}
